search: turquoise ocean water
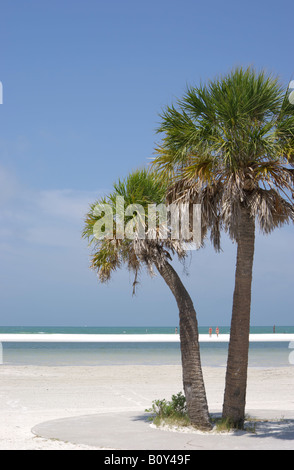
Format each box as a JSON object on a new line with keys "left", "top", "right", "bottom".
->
{"left": 0, "top": 326, "right": 294, "bottom": 368}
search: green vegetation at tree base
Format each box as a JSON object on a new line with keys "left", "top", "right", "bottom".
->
{"left": 145, "top": 392, "right": 191, "bottom": 427}
{"left": 145, "top": 392, "right": 258, "bottom": 433}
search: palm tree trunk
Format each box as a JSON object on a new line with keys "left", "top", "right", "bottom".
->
{"left": 222, "top": 204, "right": 255, "bottom": 428}
{"left": 155, "top": 259, "right": 212, "bottom": 431}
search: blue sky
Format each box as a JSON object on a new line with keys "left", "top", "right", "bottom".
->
{"left": 0, "top": 0, "right": 293, "bottom": 327}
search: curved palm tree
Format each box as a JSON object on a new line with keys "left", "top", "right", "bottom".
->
{"left": 152, "top": 67, "right": 294, "bottom": 428}
{"left": 82, "top": 168, "right": 212, "bottom": 430}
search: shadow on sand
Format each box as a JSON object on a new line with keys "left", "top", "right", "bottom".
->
{"left": 132, "top": 412, "right": 294, "bottom": 444}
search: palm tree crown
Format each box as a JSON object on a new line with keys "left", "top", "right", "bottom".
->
{"left": 82, "top": 168, "right": 185, "bottom": 290}
{"left": 153, "top": 67, "right": 294, "bottom": 237}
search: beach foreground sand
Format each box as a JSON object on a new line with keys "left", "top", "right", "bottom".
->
{"left": 0, "top": 364, "right": 294, "bottom": 450}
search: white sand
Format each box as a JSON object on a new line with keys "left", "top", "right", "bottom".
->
{"left": 0, "top": 364, "right": 294, "bottom": 450}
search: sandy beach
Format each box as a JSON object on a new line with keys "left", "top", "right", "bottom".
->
{"left": 0, "top": 364, "right": 294, "bottom": 450}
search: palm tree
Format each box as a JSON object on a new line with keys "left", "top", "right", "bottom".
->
{"left": 82, "top": 168, "right": 212, "bottom": 430}
{"left": 152, "top": 67, "right": 294, "bottom": 428}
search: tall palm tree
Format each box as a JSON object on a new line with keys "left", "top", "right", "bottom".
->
{"left": 82, "top": 168, "right": 212, "bottom": 430}
{"left": 152, "top": 67, "right": 294, "bottom": 428}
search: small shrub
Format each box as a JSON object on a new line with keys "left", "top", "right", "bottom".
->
{"left": 145, "top": 392, "right": 190, "bottom": 427}
{"left": 170, "top": 391, "right": 187, "bottom": 415}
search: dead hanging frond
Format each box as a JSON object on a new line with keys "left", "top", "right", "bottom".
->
{"left": 221, "top": 184, "right": 294, "bottom": 240}
{"left": 132, "top": 268, "right": 140, "bottom": 296}
{"left": 248, "top": 188, "right": 294, "bottom": 234}
{"left": 163, "top": 176, "right": 223, "bottom": 252}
